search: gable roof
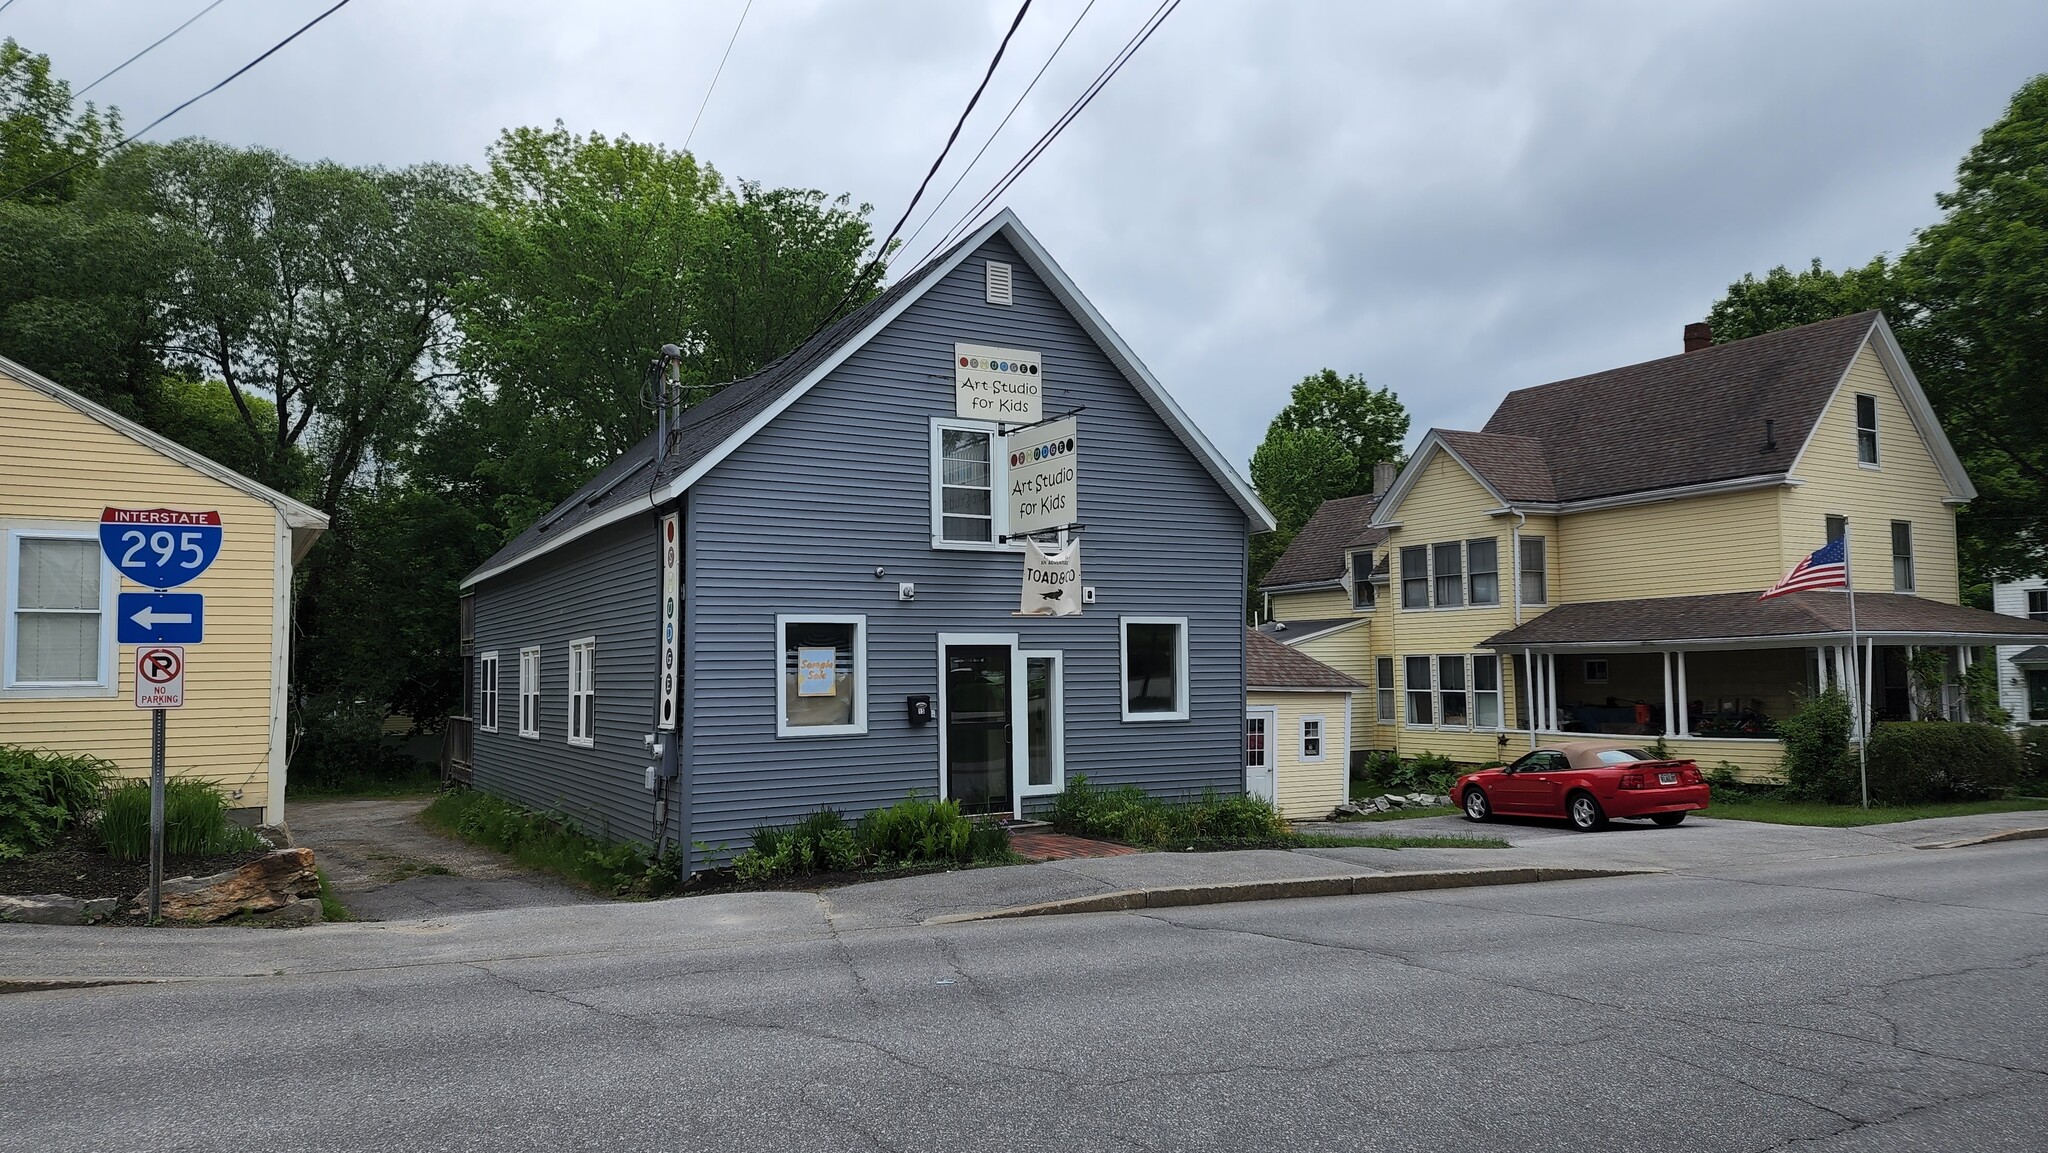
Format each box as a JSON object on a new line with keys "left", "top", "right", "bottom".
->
{"left": 1255, "top": 617, "right": 1368, "bottom": 644}
{"left": 1259, "top": 492, "right": 1385, "bottom": 591}
{"left": 1432, "top": 429, "right": 1557, "bottom": 503}
{"left": 464, "top": 210, "right": 1273, "bottom": 589}
{"left": 1246, "top": 627, "right": 1363, "bottom": 690}
{"left": 1482, "top": 590, "right": 2048, "bottom": 647}
{"left": 0, "top": 354, "right": 329, "bottom": 561}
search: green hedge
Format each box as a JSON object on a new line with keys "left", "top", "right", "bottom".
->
{"left": 0, "top": 745, "right": 116, "bottom": 859}
{"left": 2020, "top": 727, "right": 2048, "bottom": 789}
{"left": 734, "top": 797, "right": 1012, "bottom": 882}
{"left": 1864, "top": 722, "right": 2020, "bottom": 804}
{"left": 1046, "top": 775, "right": 1287, "bottom": 848}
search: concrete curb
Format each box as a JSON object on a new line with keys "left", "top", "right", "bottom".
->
{"left": 1914, "top": 826, "right": 2048, "bottom": 850}
{"left": 924, "top": 866, "right": 1660, "bottom": 924}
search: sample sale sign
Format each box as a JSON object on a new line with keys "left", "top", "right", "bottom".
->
{"left": 954, "top": 344, "right": 1042, "bottom": 422}
{"left": 1006, "top": 416, "right": 1078, "bottom": 536}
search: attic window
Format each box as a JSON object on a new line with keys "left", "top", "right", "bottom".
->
{"left": 985, "top": 261, "right": 1014, "bottom": 306}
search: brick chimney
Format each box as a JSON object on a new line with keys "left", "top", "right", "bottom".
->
{"left": 1684, "top": 322, "right": 1712, "bottom": 353}
{"left": 1372, "top": 460, "right": 1397, "bottom": 493}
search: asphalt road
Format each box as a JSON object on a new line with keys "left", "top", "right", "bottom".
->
{"left": 6, "top": 842, "right": 2044, "bottom": 1152}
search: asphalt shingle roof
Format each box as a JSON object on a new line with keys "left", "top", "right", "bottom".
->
{"left": 1482, "top": 591, "right": 2048, "bottom": 647}
{"left": 1260, "top": 492, "right": 1385, "bottom": 589}
{"left": 1246, "top": 627, "right": 1364, "bottom": 689}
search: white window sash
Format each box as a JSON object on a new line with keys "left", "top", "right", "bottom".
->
{"left": 568, "top": 638, "right": 595, "bottom": 747}
{"left": 1299, "top": 715, "right": 1325, "bottom": 761}
{"left": 776, "top": 614, "right": 868, "bottom": 737}
{"left": 478, "top": 652, "right": 499, "bottom": 732}
{"left": 519, "top": 647, "right": 541, "bottom": 739}
{"left": 1120, "top": 616, "right": 1189, "bottom": 722}
{"left": 929, "top": 418, "right": 1019, "bottom": 551}
{"left": 3, "top": 527, "right": 118, "bottom": 697}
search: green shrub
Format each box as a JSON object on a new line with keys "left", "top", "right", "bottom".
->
{"left": 1355, "top": 749, "right": 1400, "bottom": 783}
{"left": 1354, "top": 751, "right": 1458, "bottom": 795}
{"left": 732, "top": 797, "right": 1012, "bottom": 881}
{"left": 1864, "top": 722, "right": 2021, "bottom": 804}
{"left": 736, "top": 808, "right": 862, "bottom": 881}
{"left": 422, "top": 788, "right": 667, "bottom": 896}
{"left": 0, "top": 745, "right": 116, "bottom": 859}
{"left": 1963, "top": 659, "right": 2011, "bottom": 727}
{"left": 99, "top": 778, "right": 262, "bottom": 861}
{"left": 1778, "top": 689, "right": 1857, "bottom": 803}
{"left": 288, "top": 695, "right": 429, "bottom": 795}
{"left": 2020, "top": 727, "right": 2048, "bottom": 792}
{"left": 1047, "top": 775, "right": 1286, "bottom": 848}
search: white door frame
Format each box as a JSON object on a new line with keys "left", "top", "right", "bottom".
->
{"left": 934, "top": 632, "right": 1022, "bottom": 810}
{"left": 1245, "top": 706, "right": 1278, "bottom": 803}
{"left": 1018, "top": 649, "right": 1066, "bottom": 817}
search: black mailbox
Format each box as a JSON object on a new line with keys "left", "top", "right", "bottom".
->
{"left": 907, "top": 695, "right": 933, "bottom": 726}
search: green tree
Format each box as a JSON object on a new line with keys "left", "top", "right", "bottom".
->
{"left": 0, "top": 38, "right": 116, "bottom": 204}
{"left": 1262, "top": 369, "right": 1408, "bottom": 498}
{"left": 1705, "top": 256, "right": 1903, "bottom": 344}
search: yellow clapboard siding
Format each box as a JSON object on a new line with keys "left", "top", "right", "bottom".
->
{"left": 1558, "top": 487, "right": 1786, "bottom": 601}
{"left": 1781, "top": 344, "right": 1960, "bottom": 603}
{"left": 1269, "top": 587, "right": 1353, "bottom": 619}
{"left": 1249, "top": 689, "right": 1351, "bottom": 819}
{"left": 1289, "top": 623, "right": 1373, "bottom": 749}
{"left": 0, "top": 367, "right": 284, "bottom": 814}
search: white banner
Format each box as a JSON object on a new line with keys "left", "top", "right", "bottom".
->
{"left": 1018, "top": 539, "right": 1082, "bottom": 616}
{"left": 955, "top": 343, "right": 1042, "bottom": 422}
{"left": 658, "top": 512, "right": 679, "bottom": 731}
{"left": 1006, "top": 416, "right": 1078, "bottom": 537}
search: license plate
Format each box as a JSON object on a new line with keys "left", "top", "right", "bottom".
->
{"left": 1658, "top": 772, "right": 1678, "bottom": 785}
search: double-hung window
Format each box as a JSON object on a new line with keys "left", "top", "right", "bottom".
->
{"left": 1519, "top": 537, "right": 1548, "bottom": 605}
{"left": 2028, "top": 589, "right": 2048, "bottom": 622}
{"left": 1349, "top": 549, "right": 1376, "bottom": 610}
{"left": 568, "top": 638, "right": 595, "bottom": 747}
{"left": 1825, "top": 514, "right": 1847, "bottom": 544}
{"left": 778, "top": 615, "right": 867, "bottom": 736}
{"left": 1300, "top": 716, "right": 1324, "bottom": 761}
{"left": 1473, "top": 654, "right": 1501, "bottom": 728}
{"left": 1400, "top": 546, "right": 1429, "bottom": 609}
{"left": 4, "top": 531, "right": 113, "bottom": 694}
{"left": 1122, "top": 617, "right": 1189, "bottom": 721}
{"left": 477, "top": 652, "right": 499, "bottom": 733}
{"left": 1375, "top": 656, "right": 1395, "bottom": 723}
{"left": 1467, "top": 538, "right": 1499, "bottom": 606}
{"left": 1855, "top": 394, "right": 1879, "bottom": 466}
{"left": 1404, "top": 655, "right": 1433, "bottom": 724}
{"left": 1891, "top": 521, "right": 1914, "bottom": 592}
{"left": 1433, "top": 542, "right": 1464, "bottom": 608}
{"left": 518, "top": 647, "right": 541, "bottom": 739}
{"left": 932, "top": 420, "right": 1002, "bottom": 547}
{"left": 1438, "top": 655, "right": 1469, "bottom": 727}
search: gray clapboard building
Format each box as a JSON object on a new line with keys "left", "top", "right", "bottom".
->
{"left": 455, "top": 210, "right": 1274, "bottom": 864}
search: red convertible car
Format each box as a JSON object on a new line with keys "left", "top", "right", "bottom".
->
{"left": 1456, "top": 741, "right": 1710, "bottom": 831}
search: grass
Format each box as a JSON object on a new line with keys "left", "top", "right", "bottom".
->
{"left": 1332, "top": 804, "right": 1462, "bottom": 823}
{"left": 1703, "top": 796, "right": 2048, "bottom": 827}
{"left": 1296, "top": 832, "right": 1509, "bottom": 849}
{"left": 422, "top": 788, "right": 678, "bottom": 897}
{"left": 315, "top": 868, "right": 354, "bottom": 922}
{"left": 289, "top": 766, "right": 442, "bottom": 799}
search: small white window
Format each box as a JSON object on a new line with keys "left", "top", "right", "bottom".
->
{"left": 478, "top": 652, "right": 499, "bottom": 733}
{"left": 1437, "top": 655, "right": 1469, "bottom": 727}
{"left": 1245, "top": 713, "right": 1268, "bottom": 769}
{"left": 1375, "top": 656, "right": 1395, "bottom": 723}
{"left": 985, "top": 260, "right": 1014, "bottom": 305}
{"left": 1404, "top": 655, "right": 1433, "bottom": 725}
{"left": 1473, "top": 654, "right": 1501, "bottom": 728}
{"left": 4, "top": 530, "right": 114, "bottom": 695}
{"left": 931, "top": 419, "right": 1013, "bottom": 548}
{"left": 519, "top": 647, "right": 541, "bottom": 739}
{"left": 568, "top": 638, "right": 595, "bottom": 747}
{"left": 1121, "top": 616, "right": 1189, "bottom": 721}
{"left": 1300, "top": 716, "right": 1325, "bottom": 761}
{"left": 1583, "top": 657, "right": 1609, "bottom": 684}
{"left": 777, "top": 615, "right": 867, "bottom": 737}
{"left": 1855, "top": 394, "right": 1879, "bottom": 466}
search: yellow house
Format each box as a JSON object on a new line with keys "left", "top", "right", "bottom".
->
{"left": 1245, "top": 627, "right": 1360, "bottom": 818}
{"left": 1260, "top": 313, "right": 2048, "bottom": 778}
{"left": 0, "top": 356, "right": 327, "bottom": 824}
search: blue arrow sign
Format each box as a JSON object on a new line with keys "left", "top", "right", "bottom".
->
{"left": 118, "top": 592, "right": 205, "bottom": 645}
{"left": 99, "top": 508, "right": 223, "bottom": 590}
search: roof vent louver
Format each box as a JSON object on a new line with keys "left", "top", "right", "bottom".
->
{"left": 985, "top": 260, "right": 1014, "bottom": 306}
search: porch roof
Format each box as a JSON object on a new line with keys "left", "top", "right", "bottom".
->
{"left": 2012, "top": 646, "right": 2048, "bottom": 665}
{"left": 1246, "top": 628, "right": 1363, "bottom": 690}
{"left": 1482, "top": 591, "right": 2048, "bottom": 650}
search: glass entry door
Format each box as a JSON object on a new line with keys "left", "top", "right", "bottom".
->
{"left": 945, "top": 645, "right": 1013, "bottom": 814}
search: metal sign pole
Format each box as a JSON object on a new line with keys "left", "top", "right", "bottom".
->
{"left": 148, "top": 706, "right": 166, "bottom": 922}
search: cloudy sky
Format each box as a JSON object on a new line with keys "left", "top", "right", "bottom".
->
{"left": 10, "top": 0, "right": 2045, "bottom": 469}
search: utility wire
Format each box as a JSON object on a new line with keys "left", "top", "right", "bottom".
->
{"left": 890, "top": 0, "right": 1096, "bottom": 269}
{"left": 0, "top": 1, "right": 20, "bottom": 18}
{"left": 920, "top": 0, "right": 1180, "bottom": 265}
{"left": 0, "top": 0, "right": 353, "bottom": 202}
{"left": 78, "top": 0, "right": 231, "bottom": 98}
{"left": 683, "top": 0, "right": 751, "bottom": 153}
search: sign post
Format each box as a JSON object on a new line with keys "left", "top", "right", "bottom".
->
{"left": 102, "top": 508, "right": 218, "bottom": 925}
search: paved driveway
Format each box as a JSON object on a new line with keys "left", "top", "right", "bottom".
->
{"left": 287, "top": 796, "right": 595, "bottom": 920}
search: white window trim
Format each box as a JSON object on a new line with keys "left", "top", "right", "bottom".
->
{"left": 477, "top": 651, "right": 499, "bottom": 733}
{"left": 1855, "top": 392, "right": 1881, "bottom": 470}
{"left": 1519, "top": 536, "right": 1549, "bottom": 606}
{"left": 1584, "top": 657, "right": 1609, "bottom": 684}
{"left": 1019, "top": 648, "right": 1066, "bottom": 798}
{"left": 1403, "top": 655, "right": 1435, "bottom": 728}
{"left": 1120, "top": 615, "right": 1190, "bottom": 722}
{"left": 1435, "top": 653, "right": 1472, "bottom": 731}
{"left": 1892, "top": 521, "right": 1915, "bottom": 594}
{"left": 1472, "top": 653, "right": 1503, "bottom": 731}
{"left": 1467, "top": 537, "right": 1501, "bottom": 607}
{"left": 518, "top": 646, "right": 541, "bottom": 740}
{"left": 1299, "top": 715, "right": 1325, "bottom": 762}
{"left": 1375, "top": 657, "right": 1396, "bottom": 724}
{"left": 929, "top": 417, "right": 1023, "bottom": 553}
{"left": 776, "top": 613, "right": 869, "bottom": 738}
{"left": 567, "top": 636, "right": 595, "bottom": 748}
{"left": 2, "top": 524, "right": 118, "bottom": 699}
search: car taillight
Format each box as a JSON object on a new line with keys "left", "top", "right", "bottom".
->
{"left": 1619, "top": 772, "right": 1643, "bottom": 790}
{"left": 1680, "top": 765, "right": 1703, "bottom": 785}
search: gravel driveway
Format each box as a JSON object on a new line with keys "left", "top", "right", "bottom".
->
{"left": 287, "top": 796, "right": 595, "bottom": 920}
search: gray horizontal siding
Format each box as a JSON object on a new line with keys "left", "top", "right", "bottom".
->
{"left": 683, "top": 234, "right": 1248, "bottom": 857}
{"left": 469, "top": 515, "right": 663, "bottom": 847}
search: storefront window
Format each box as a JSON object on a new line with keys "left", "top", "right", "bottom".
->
{"left": 1122, "top": 618, "right": 1187, "bottom": 720}
{"left": 778, "top": 616, "right": 866, "bottom": 736}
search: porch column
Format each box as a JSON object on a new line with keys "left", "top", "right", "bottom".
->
{"left": 1957, "top": 645, "right": 1971, "bottom": 722}
{"left": 1524, "top": 649, "right": 1539, "bottom": 744}
{"left": 1661, "top": 652, "right": 1676, "bottom": 737}
{"left": 1906, "top": 645, "right": 1918, "bottom": 721}
{"left": 1545, "top": 653, "right": 1560, "bottom": 732}
{"left": 1862, "top": 636, "right": 1876, "bottom": 740}
{"left": 1675, "top": 650, "right": 1690, "bottom": 737}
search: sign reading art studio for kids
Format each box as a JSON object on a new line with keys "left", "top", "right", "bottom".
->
{"left": 955, "top": 344, "right": 1041, "bottom": 422}
{"left": 1007, "top": 416, "right": 1078, "bottom": 536}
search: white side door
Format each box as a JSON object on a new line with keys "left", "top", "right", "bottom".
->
{"left": 1245, "top": 707, "right": 1278, "bottom": 802}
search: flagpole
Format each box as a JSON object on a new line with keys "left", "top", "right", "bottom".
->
{"left": 1846, "top": 522, "right": 1867, "bottom": 809}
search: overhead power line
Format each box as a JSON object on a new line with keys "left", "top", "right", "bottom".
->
{"left": 78, "top": 0, "right": 232, "bottom": 99}
{"left": 0, "top": 0, "right": 353, "bottom": 202}
{"left": 917, "top": 0, "right": 1181, "bottom": 266}
{"left": 890, "top": 0, "right": 1097, "bottom": 269}
{"left": 684, "top": 0, "right": 752, "bottom": 153}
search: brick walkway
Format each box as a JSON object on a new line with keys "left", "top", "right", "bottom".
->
{"left": 1007, "top": 827, "right": 1141, "bottom": 862}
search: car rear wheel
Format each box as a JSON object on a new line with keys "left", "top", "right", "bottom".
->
{"left": 1651, "top": 812, "right": 1686, "bottom": 827}
{"left": 1462, "top": 787, "right": 1492, "bottom": 822}
{"left": 1567, "top": 792, "right": 1607, "bottom": 832}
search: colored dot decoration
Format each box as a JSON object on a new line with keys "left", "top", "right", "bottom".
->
{"left": 960, "top": 356, "right": 1040, "bottom": 374}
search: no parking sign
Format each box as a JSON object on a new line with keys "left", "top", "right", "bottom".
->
{"left": 135, "top": 646, "right": 185, "bottom": 709}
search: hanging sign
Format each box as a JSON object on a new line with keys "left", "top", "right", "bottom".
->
{"left": 1007, "top": 416, "right": 1078, "bottom": 536}
{"left": 134, "top": 646, "right": 186, "bottom": 709}
{"left": 1018, "top": 539, "right": 1082, "bottom": 617}
{"left": 657, "top": 512, "right": 680, "bottom": 731}
{"left": 797, "top": 648, "right": 838, "bottom": 696}
{"left": 954, "top": 343, "right": 1041, "bottom": 422}
{"left": 100, "top": 508, "right": 223, "bottom": 590}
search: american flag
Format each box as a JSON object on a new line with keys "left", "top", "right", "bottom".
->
{"left": 1760, "top": 537, "right": 1849, "bottom": 600}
